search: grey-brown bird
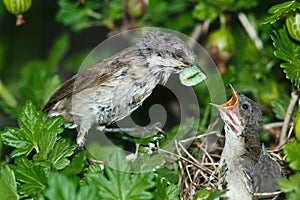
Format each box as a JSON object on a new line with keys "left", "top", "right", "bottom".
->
{"left": 43, "top": 30, "right": 206, "bottom": 148}
{"left": 211, "top": 85, "right": 282, "bottom": 200}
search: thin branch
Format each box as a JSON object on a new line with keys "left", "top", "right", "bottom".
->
{"left": 179, "top": 131, "right": 219, "bottom": 143}
{"left": 187, "top": 20, "right": 210, "bottom": 48}
{"left": 277, "top": 88, "right": 299, "bottom": 149}
{"left": 238, "top": 12, "right": 263, "bottom": 50}
{"left": 263, "top": 122, "right": 284, "bottom": 130}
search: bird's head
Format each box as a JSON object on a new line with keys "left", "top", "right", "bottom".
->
{"left": 137, "top": 30, "right": 207, "bottom": 86}
{"left": 211, "top": 85, "right": 263, "bottom": 141}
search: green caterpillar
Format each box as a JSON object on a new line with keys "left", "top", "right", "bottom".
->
{"left": 179, "top": 65, "right": 206, "bottom": 87}
{"left": 3, "top": 0, "right": 32, "bottom": 26}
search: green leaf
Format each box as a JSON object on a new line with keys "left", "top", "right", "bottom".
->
{"left": 0, "top": 101, "right": 42, "bottom": 157}
{"left": 152, "top": 178, "right": 179, "bottom": 200}
{"left": 0, "top": 127, "right": 33, "bottom": 157}
{"left": 271, "top": 28, "right": 300, "bottom": 89}
{"left": 133, "top": 152, "right": 166, "bottom": 172}
{"left": 155, "top": 167, "right": 179, "bottom": 184}
{"left": 12, "top": 157, "right": 47, "bottom": 197}
{"left": 46, "top": 172, "right": 98, "bottom": 200}
{"left": 193, "top": 189, "right": 228, "bottom": 200}
{"left": 283, "top": 140, "right": 300, "bottom": 170}
{"left": 271, "top": 95, "right": 289, "bottom": 120}
{"left": 62, "top": 151, "right": 87, "bottom": 176}
{"left": 0, "top": 166, "right": 18, "bottom": 200}
{"left": 47, "top": 139, "right": 76, "bottom": 170}
{"left": 0, "top": 101, "right": 74, "bottom": 171}
{"left": 87, "top": 151, "right": 155, "bottom": 200}
{"left": 33, "top": 115, "right": 65, "bottom": 162}
{"left": 192, "top": 3, "right": 218, "bottom": 22}
{"left": 262, "top": 1, "right": 300, "bottom": 24}
{"left": 56, "top": 0, "right": 102, "bottom": 31}
{"left": 278, "top": 173, "right": 300, "bottom": 200}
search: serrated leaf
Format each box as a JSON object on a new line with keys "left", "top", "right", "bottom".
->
{"left": 278, "top": 174, "right": 300, "bottom": 200}
{"left": 1, "top": 101, "right": 66, "bottom": 160}
{"left": 283, "top": 140, "right": 300, "bottom": 170}
{"left": 271, "top": 28, "right": 300, "bottom": 89}
{"left": 48, "top": 139, "right": 76, "bottom": 170}
{"left": 46, "top": 172, "right": 98, "bottom": 200}
{"left": 18, "top": 101, "right": 43, "bottom": 152}
{"left": 87, "top": 151, "right": 155, "bottom": 200}
{"left": 0, "top": 166, "right": 18, "bottom": 200}
{"left": 0, "top": 127, "right": 33, "bottom": 157}
{"left": 152, "top": 178, "right": 179, "bottom": 200}
{"left": 34, "top": 115, "right": 65, "bottom": 162}
{"left": 262, "top": 1, "right": 300, "bottom": 24}
{"left": 12, "top": 157, "right": 47, "bottom": 197}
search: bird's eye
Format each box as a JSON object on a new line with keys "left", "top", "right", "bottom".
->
{"left": 175, "top": 49, "right": 186, "bottom": 58}
{"left": 242, "top": 103, "right": 249, "bottom": 110}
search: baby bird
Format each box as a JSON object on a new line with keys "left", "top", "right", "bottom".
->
{"left": 211, "top": 85, "right": 282, "bottom": 200}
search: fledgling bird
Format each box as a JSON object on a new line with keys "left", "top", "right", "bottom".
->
{"left": 211, "top": 85, "right": 282, "bottom": 200}
{"left": 43, "top": 30, "right": 206, "bottom": 148}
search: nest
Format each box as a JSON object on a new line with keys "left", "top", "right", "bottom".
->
{"left": 168, "top": 120, "right": 293, "bottom": 200}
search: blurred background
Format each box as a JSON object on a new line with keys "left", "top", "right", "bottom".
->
{"left": 0, "top": 0, "right": 294, "bottom": 145}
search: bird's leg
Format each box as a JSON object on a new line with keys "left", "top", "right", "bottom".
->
{"left": 77, "top": 126, "right": 89, "bottom": 150}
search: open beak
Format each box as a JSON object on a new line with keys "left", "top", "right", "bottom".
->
{"left": 210, "top": 85, "right": 243, "bottom": 135}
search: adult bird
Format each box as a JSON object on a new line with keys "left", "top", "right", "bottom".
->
{"left": 43, "top": 30, "right": 206, "bottom": 148}
{"left": 211, "top": 85, "right": 282, "bottom": 200}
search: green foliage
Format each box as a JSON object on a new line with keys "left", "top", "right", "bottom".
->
{"left": 271, "top": 28, "right": 300, "bottom": 90}
{"left": 0, "top": 0, "right": 300, "bottom": 199}
{"left": 0, "top": 166, "right": 18, "bottom": 200}
{"left": 0, "top": 101, "right": 70, "bottom": 159}
{"left": 152, "top": 178, "right": 179, "bottom": 200}
{"left": 193, "top": 188, "right": 228, "bottom": 200}
{"left": 86, "top": 151, "right": 155, "bottom": 200}
{"left": 271, "top": 95, "right": 289, "bottom": 120}
{"left": 280, "top": 140, "right": 300, "bottom": 200}
{"left": 141, "top": 0, "right": 194, "bottom": 31}
{"left": 262, "top": 1, "right": 300, "bottom": 24}
{"left": 193, "top": 0, "right": 257, "bottom": 22}
{"left": 56, "top": 0, "right": 123, "bottom": 31}
{"left": 0, "top": 33, "right": 68, "bottom": 116}
{"left": 278, "top": 173, "right": 300, "bottom": 200}
{"left": 46, "top": 172, "right": 98, "bottom": 200}
{"left": 284, "top": 140, "right": 300, "bottom": 171}
{"left": 11, "top": 157, "right": 47, "bottom": 197}
{"left": 0, "top": 101, "right": 76, "bottom": 197}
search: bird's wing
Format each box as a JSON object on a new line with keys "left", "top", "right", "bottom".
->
{"left": 42, "top": 47, "right": 152, "bottom": 112}
{"left": 241, "top": 166, "right": 254, "bottom": 194}
{"left": 42, "top": 56, "right": 124, "bottom": 112}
